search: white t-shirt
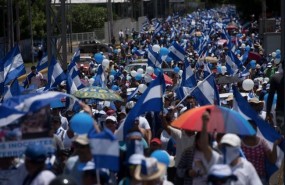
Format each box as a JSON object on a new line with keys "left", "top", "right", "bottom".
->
{"left": 169, "top": 127, "right": 195, "bottom": 167}
{"left": 30, "top": 170, "right": 56, "bottom": 185}
{"left": 138, "top": 116, "right": 150, "bottom": 130}
{"left": 160, "top": 130, "right": 171, "bottom": 150}
{"left": 211, "top": 153, "right": 262, "bottom": 185}
{"left": 62, "top": 131, "right": 74, "bottom": 150}
{"left": 231, "top": 158, "right": 262, "bottom": 185}
{"left": 30, "top": 72, "right": 43, "bottom": 88}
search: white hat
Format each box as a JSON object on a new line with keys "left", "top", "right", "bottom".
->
{"left": 134, "top": 157, "right": 166, "bottom": 181}
{"left": 128, "top": 154, "right": 146, "bottom": 165}
{"left": 220, "top": 133, "right": 241, "bottom": 147}
{"left": 74, "top": 134, "right": 89, "bottom": 145}
{"left": 106, "top": 116, "right": 117, "bottom": 122}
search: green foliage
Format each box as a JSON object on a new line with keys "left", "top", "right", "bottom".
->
{"left": 70, "top": 4, "right": 107, "bottom": 33}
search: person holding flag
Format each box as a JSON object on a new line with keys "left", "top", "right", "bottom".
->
{"left": 23, "top": 66, "right": 44, "bottom": 89}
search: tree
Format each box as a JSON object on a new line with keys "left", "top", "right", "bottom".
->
{"left": 70, "top": 4, "right": 108, "bottom": 33}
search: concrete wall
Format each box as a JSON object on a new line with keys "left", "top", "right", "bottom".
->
{"left": 104, "top": 16, "right": 149, "bottom": 43}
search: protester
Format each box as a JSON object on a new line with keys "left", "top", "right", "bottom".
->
{"left": 200, "top": 111, "right": 262, "bottom": 185}
{"left": 22, "top": 143, "right": 56, "bottom": 185}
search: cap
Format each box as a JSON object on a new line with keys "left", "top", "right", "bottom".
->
{"left": 225, "top": 94, "right": 233, "bottom": 101}
{"left": 220, "top": 133, "right": 241, "bottom": 147}
{"left": 106, "top": 116, "right": 117, "bottom": 122}
{"left": 150, "top": 138, "right": 162, "bottom": 145}
{"left": 24, "top": 143, "right": 47, "bottom": 162}
{"left": 248, "top": 97, "right": 263, "bottom": 104}
{"left": 74, "top": 134, "right": 89, "bottom": 145}
{"left": 106, "top": 109, "right": 116, "bottom": 116}
{"left": 128, "top": 154, "right": 146, "bottom": 165}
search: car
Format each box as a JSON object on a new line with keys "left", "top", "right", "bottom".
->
{"left": 76, "top": 55, "right": 96, "bottom": 75}
{"left": 124, "top": 59, "right": 148, "bottom": 73}
{"left": 79, "top": 40, "right": 111, "bottom": 54}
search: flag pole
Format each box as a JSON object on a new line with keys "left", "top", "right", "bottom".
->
{"left": 175, "top": 73, "right": 213, "bottom": 108}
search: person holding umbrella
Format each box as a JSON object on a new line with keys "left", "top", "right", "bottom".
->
{"left": 199, "top": 110, "right": 262, "bottom": 185}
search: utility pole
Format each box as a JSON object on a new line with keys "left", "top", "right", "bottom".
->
{"left": 15, "top": 1, "right": 20, "bottom": 43}
{"left": 107, "top": 0, "right": 113, "bottom": 43}
{"left": 7, "top": 0, "right": 13, "bottom": 50}
{"left": 281, "top": 2, "right": 285, "bottom": 183}
{"left": 29, "top": 0, "right": 34, "bottom": 64}
{"left": 61, "top": 0, "right": 67, "bottom": 70}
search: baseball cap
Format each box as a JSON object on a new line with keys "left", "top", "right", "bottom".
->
{"left": 150, "top": 138, "right": 162, "bottom": 145}
{"left": 24, "top": 143, "right": 47, "bottom": 162}
{"left": 128, "top": 154, "right": 146, "bottom": 165}
{"left": 220, "top": 133, "right": 241, "bottom": 147}
{"left": 106, "top": 116, "right": 117, "bottom": 122}
{"left": 248, "top": 97, "right": 263, "bottom": 104}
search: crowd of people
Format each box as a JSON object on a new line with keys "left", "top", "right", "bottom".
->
{"left": 0, "top": 4, "right": 284, "bottom": 185}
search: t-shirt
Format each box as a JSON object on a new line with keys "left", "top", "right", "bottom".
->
{"left": 169, "top": 127, "right": 195, "bottom": 167}
{"left": 29, "top": 170, "right": 56, "bottom": 185}
{"left": 63, "top": 156, "right": 83, "bottom": 185}
{"left": 138, "top": 116, "right": 150, "bottom": 130}
{"left": 231, "top": 158, "right": 263, "bottom": 185}
{"left": 210, "top": 150, "right": 262, "bottom": 185}
{"left": 241, "top": 138, "right": 270, "bottom": 178}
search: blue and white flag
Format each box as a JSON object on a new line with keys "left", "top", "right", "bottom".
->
{"left": 226, "top": 50, "right": 243, "bottom": 75}
{"left": 147, "top": 46, "right": 162, "bottom": 68}
{"left": 116, "top": 72, "right": 165, "bottom": 140}
{"left": 134, "top": 50, "right": 145, "bottom": 57}
{"left": 93, "top": 64, "right": 106, "bottom": 87}
{"left": 181, "top": 58, "right": 196, "bottom": 87}
{"left": 1, "top": 91, "right": 69, "bottom": 126}
{"left": 168, "top": 42, "right": 186, "bottom": 62}
{"left": 66, "top": 74, "right": 80, "bottom": 111}
{"left": 89, "top": 129, "right": 119, "bottom": 171}
{"left": 232, "top": 86, "right": 284, "bottom": 177}
{"left": 192, "top": 74, "right": 220, "bottom": 105}
{"left": 45, "top": 57, "right": 66, "bottom": 90}
{"left": 154, "top": 22, "right": 162, "bottom": 36}
{"left": 127, "top": 87, "right": 139, "bottom": 102}
{"left": 3, "top": 79, "right": 21, "bottom": 101}
{"left": 36, "top": 54, "right": 48, "bottom": 72}
{"left": 68, "top": 49, "right": 80, "bottom": 72}
{"left": 1, "top": 45, "right": 26, "bottom": 86}
{"left": 67, "top": 49, "right": 84, "bottom": 90}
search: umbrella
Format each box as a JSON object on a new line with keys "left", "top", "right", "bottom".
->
{"left": 151, "top": 73, "right": 173, "bottom": 85}
{"left": 73, "top": 86, "right": 124, "bottom": 102}
{"left": 215, "top": 76, "right": 240, "bottom": 84}
{"left": 171, "top": 105, "right": 256, "bottom": 135}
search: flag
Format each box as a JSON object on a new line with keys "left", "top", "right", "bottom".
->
{"left": 93, "top": 64, "right": 106, "bottom": 87}
{"left": 153, "top": 22, "right": 162, "bottom": 36}
{"left": 134, "top": 50, "right": 145, "bottom": 57}
{"left": 168, "top": 42, "right": 186, "bottom": 62}
{"left": 116, "top": 72, "right": 165, "bottom": 140}
{"left": 175, "top": 86, "right": 194, "bottom": 100}
{"left": 147, "top": 46, "right": 162, "bottom": 68}
{"left": 67, "top": 49, "right": 84, "bottom": 90}
{"left": 89, "top": 129, "right": 120, "bottom": 171}
{"left": 66, "top": 74, "right": 80, "bottom": 111}
{"left": 1, "top": 45, "right": 26, "bottom": 86}
{"left": 3, "top": 79, "right": 21, "bottom": 101}
{"left": 181, "top": 58, "right": 196, "bottom": 87}
{"left": 226, "top": 50, "right": 243, "bottom": 75}
{"left": 36, "top": 54, "right": 48, "bottom": 72}
{"left": 127, "top": 87, "right": 139, "bottom": 102}
{"left": 68, "top": 49, "right": 80, "bottom": 72}
{"left": 1, "top": 91, "right": 68, "bottom": 126}
{"left": 0, "top": 105, "right": 25, "bottom": 127}
{"left": 192, "top": 74, "right": 220, "bottom": 105}
{"left": 45, "top": 56, "right": 66, "bottom": 90}
{"left": 232, "top": 86, "right": 284, "bottom": 177}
